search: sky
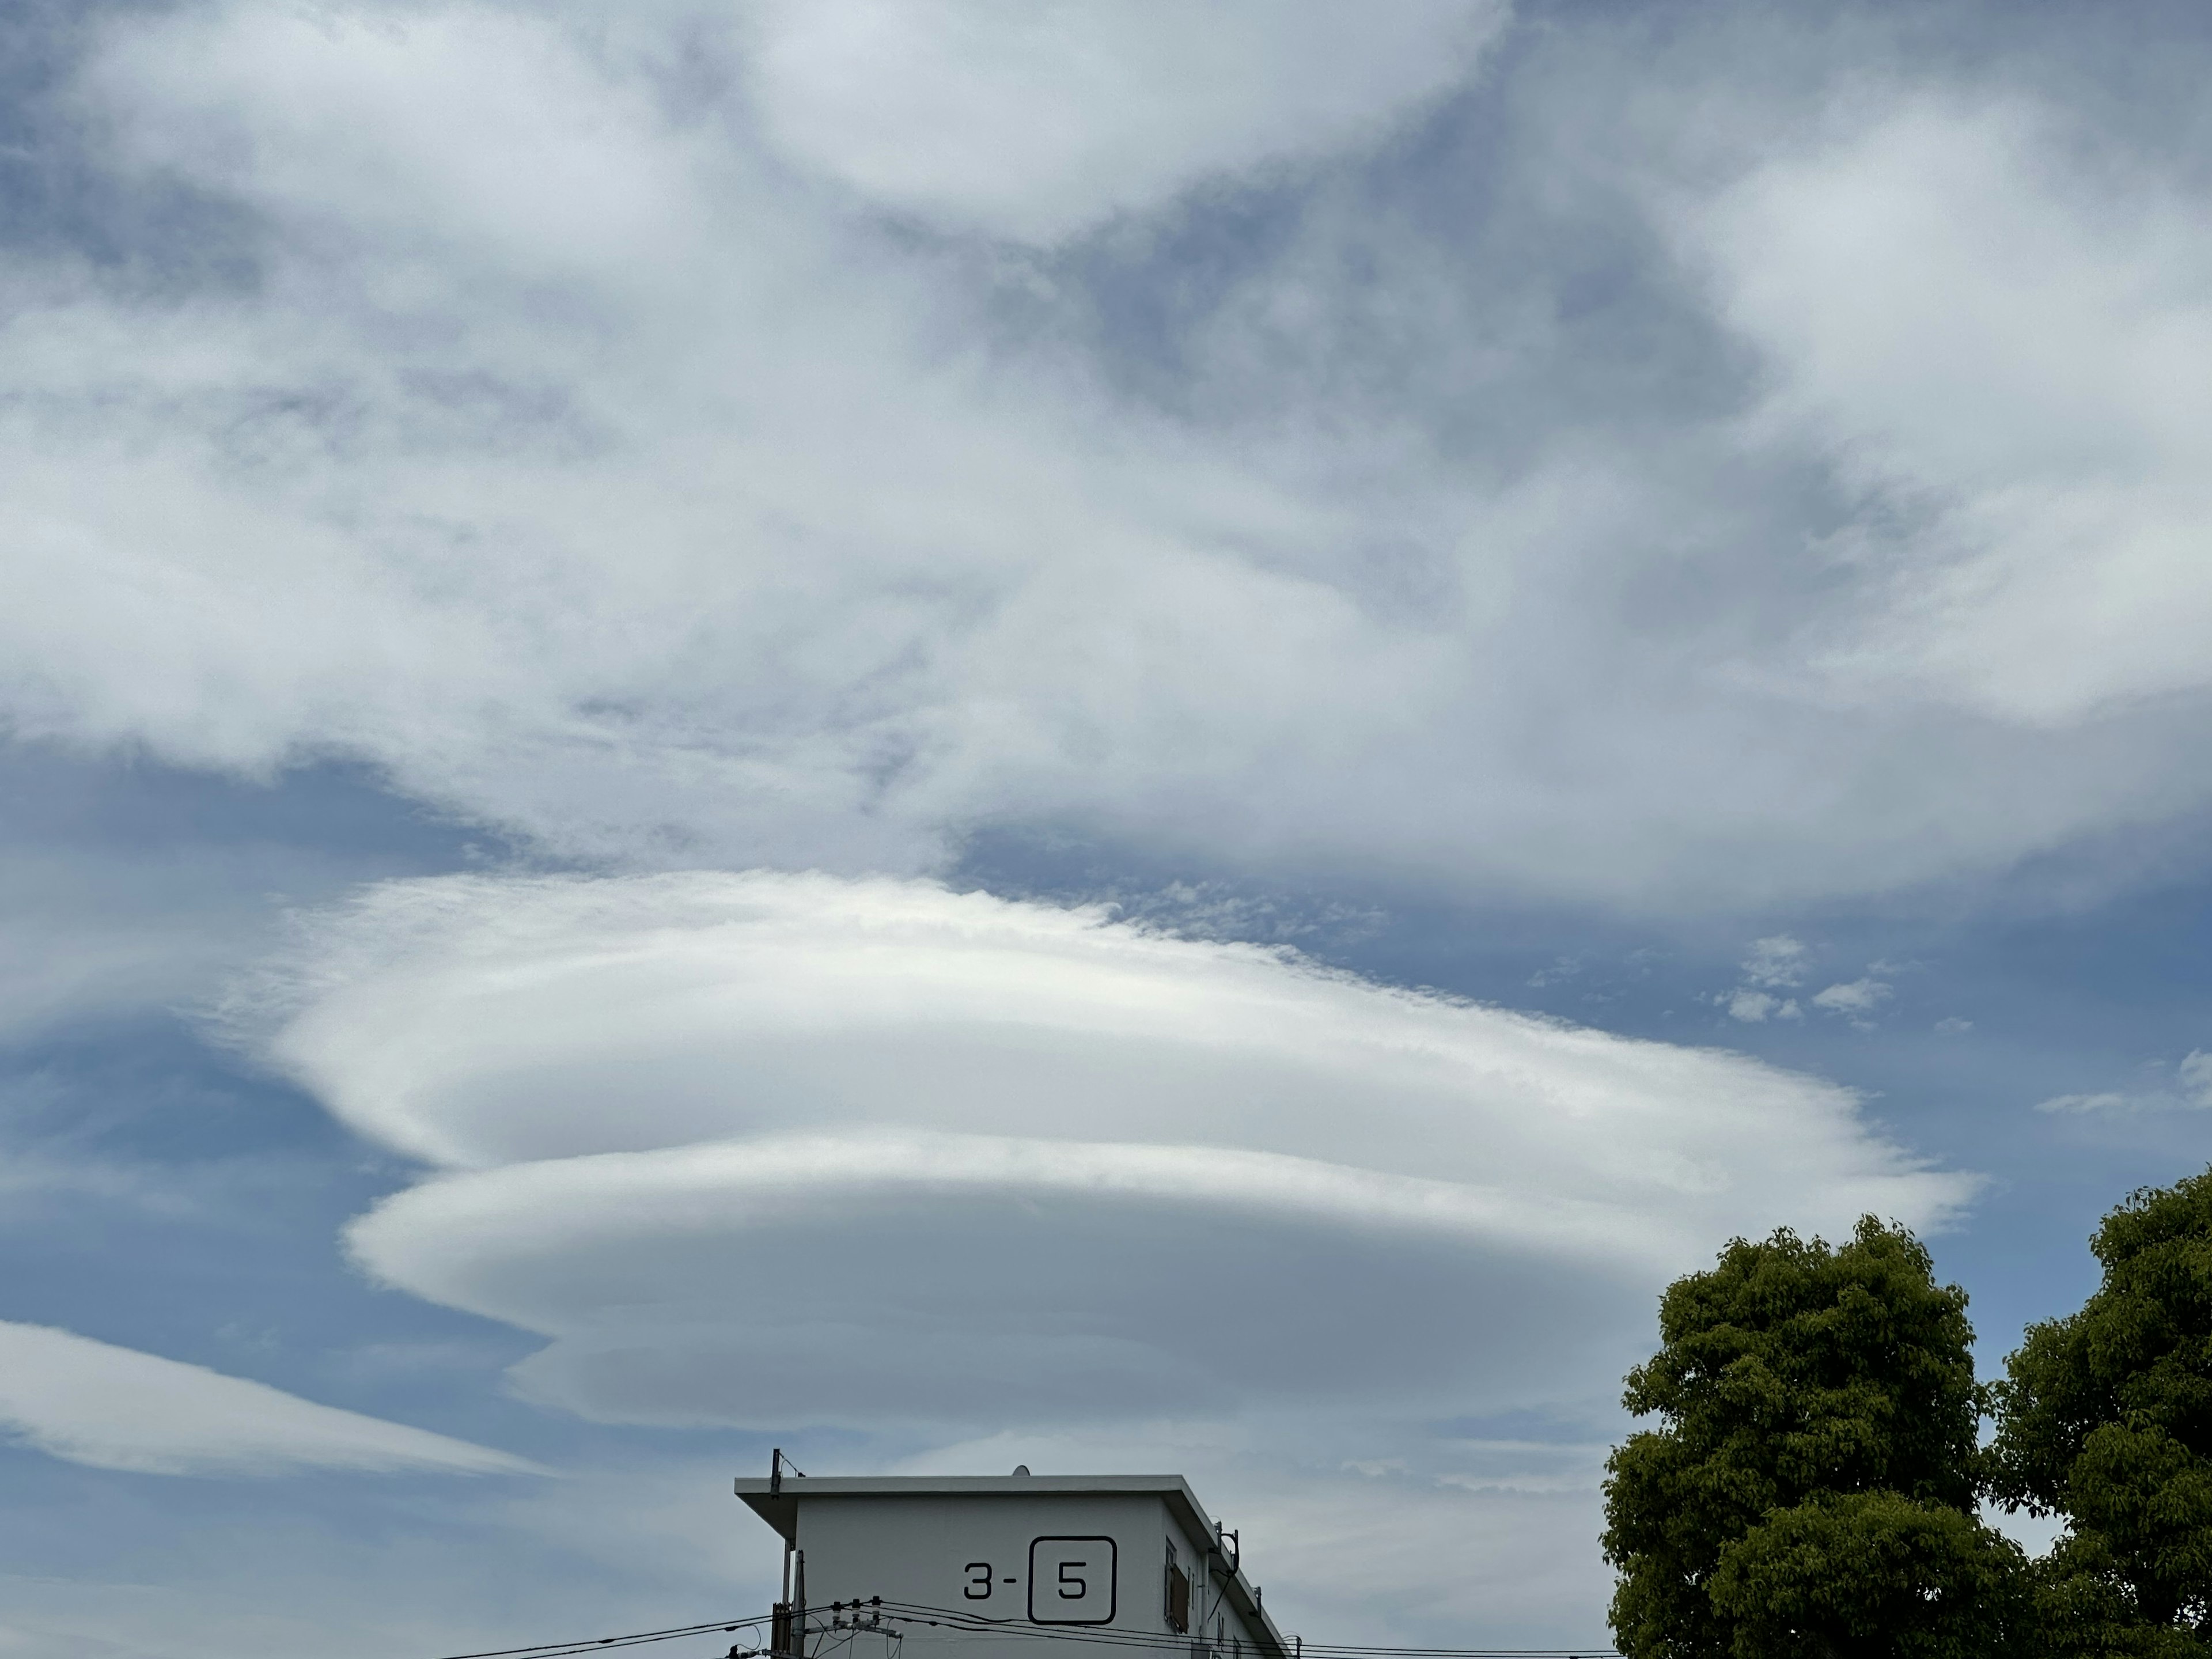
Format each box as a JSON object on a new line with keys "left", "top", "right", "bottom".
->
{"left": 3, "top": 0, "right": 2211, "bottom": 1652}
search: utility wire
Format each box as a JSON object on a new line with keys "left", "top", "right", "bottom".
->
{"left": 429, "top": 1611, "right": 777, "bottom": 1659}
{"left": 860, "top": 1600, "right": 1616, "bottom": 1659}
{"left": 422, "top": 1600, "right": 1616, "bottom": 1659}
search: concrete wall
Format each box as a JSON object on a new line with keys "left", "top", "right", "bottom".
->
{"left": 789, "top": 1493, "right": 1266, "bottom": 1659}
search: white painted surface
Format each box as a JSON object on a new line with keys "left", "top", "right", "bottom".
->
{"left": 736, "top": 1479, "right": 1279, "bottom": 1659}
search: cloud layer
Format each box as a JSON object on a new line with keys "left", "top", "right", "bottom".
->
{"left": 240, "top": 872, "right": 1975, "bottom": 1431}
{"left": 13, "top": 7, "right": 2205, "bottom": 1643}
{"left": 0, "top": 1320, "right": 540, "bottom": 1476}
{"left": 0, "top": 3, "right": 2209, "bottom": 913}
{"left": 741, "top": 0, "right": 1508, "bottom": 241}
{"left": 1685, "top": 96, "right": 2212, "bottom": 725}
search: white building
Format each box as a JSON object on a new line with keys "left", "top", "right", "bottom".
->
{"left": 732, "top": 1472, "right": 1291, "bottom": 1659}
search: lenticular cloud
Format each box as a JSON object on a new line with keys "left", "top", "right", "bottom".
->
{"left": 242, "top": 872, "right": 1976, "bottom": 1431}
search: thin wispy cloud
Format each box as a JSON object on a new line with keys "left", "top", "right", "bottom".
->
{"left": 1740, "top": 937, "right": 1809, "bottom": 988}
{"left": 1812, "top": 976, "right": 1895, "bottom": 1025}
{"left": 0, "top": 1321, "right": 541, "bottom": 1478}
{"left": 2037, "top": 1051, "right": 2212, "bottom": 1115}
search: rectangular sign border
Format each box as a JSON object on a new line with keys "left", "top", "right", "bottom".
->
{"left": 1027, "top": 1535, "right": 1118, "bottom": 1626}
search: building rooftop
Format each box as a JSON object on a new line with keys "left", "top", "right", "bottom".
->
{"left": 731, "top": 1472, "right": 1289, "bottom": 1659}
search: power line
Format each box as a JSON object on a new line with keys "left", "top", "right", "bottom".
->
{"left": 429, "top": 1612, "right": 776, "bottom": 1659}
{"left": 861, "top": 1601, "right": 1616, "bottom": 1659}
{"left": 420, "top": 1600, "right": 1618, "bottom": 1659}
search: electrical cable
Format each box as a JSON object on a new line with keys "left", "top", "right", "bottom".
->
{"left": 427, "top": 1611, "right": 778, "bottom": 1659}
{"left": 859, "top": 1601, "right": 1616, "bottom": 1659}
{"left": 419, "top": 1599, "right": 1616, "bottom": 1659}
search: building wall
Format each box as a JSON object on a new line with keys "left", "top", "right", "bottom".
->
{"left": 790, "top": 1494, "right": 1264, "bottom": 1659}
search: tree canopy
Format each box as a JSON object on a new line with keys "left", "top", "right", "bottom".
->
{"left": 1990, "top": 1168, "right": 2212, "bottom": 1654}
{"left": 1603, "top": 1215, "right": 2022, "bottom": 1658}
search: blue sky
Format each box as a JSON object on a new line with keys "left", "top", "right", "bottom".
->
{"left": 4, "top": 1, "right": 2212, "bottom": 1653}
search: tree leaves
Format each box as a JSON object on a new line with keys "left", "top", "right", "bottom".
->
{"left": 1710, "top": 1492, "right": 2026, "bottom": 1659}
{"left": 1604, "top": 1217, "right": 2015, "bottom": 1658}
{"left": 1609, "top": 1175, "right": 2212, "bottom": 1656}
{"left": 1991, "top": 1169, "right": 2212, "bottom": 1650}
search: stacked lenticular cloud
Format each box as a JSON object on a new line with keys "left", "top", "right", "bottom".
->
{"left": 238, "top": 870, "right": 1975, "bottom": 1433}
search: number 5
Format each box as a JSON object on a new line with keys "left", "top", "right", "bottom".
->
{"left": 1059, "top": 1560, "right": 1087, "bottom": 1599}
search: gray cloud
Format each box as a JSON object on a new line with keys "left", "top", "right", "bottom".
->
{"left": 0, "top": 2, "right": 2203, "bottom": 914}
{"left": 739, "top": 0, "right": 1509, "bottom": 243}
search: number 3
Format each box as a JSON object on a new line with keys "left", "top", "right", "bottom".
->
{"left": 965, "top": 1562, "right": 993, "bottom": 1600}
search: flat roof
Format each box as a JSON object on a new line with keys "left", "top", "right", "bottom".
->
{"left": 731, "top": 1474, "right": 1289, "bottom": 1659}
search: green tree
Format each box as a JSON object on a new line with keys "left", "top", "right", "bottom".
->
{"left": 1707, "top": 1490, "right": 2023, "bottom": 1657}
{"left": 1603, "top": 1215, "right": 2024, "bottom": 1658}
{"left": 1990, "top": 1167, "right": 2212, "bottom": 1654}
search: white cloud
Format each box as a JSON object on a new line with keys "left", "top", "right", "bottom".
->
{"left": 1810, "top": 978, "right": 1893, "bottom": 1020}
{"left": 1687, "top": 96, "right": 2212, "bottom": 726}
{"left": 1934, "top": 1017, "right": 1972, "bottom": 1035}
{"left": 1739, "top": 935, "right": 1808, "bottom": 988}
{"left": 2180, "top": 1050, "right": 2212, "bottom": 1098}
{"left": 1726, "top": 989, "right": 1775, "bottom": 1022}
{"left": 1725, "top": 989, "right": 1800, "bottom": 1024}
{"left": 1724, "top": 938, "right": 1806, "bottom": 1022}
{"left": 2034, "top": 1091, "right": 2131, "bottom": 1116}
{"left": 2036, "top": 1050, "right": 2212, "bottom": 1114}
{"left": 0, "top": 1320, "right": 541, "bottom": 1476}
{"left": 741, "top": 0, "right": 1509, "bottom": 243}
{"left": 0, "top": 6, "right": 2206, "bottom": 918}
{"left": 233, "top": 871, "right": 1976, "bottom": 1433}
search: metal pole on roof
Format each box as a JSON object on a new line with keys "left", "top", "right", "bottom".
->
{"left": 773, "top": 1450, "right": 794, "bottom": 1659}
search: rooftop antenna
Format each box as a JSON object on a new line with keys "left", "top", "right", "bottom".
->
{"left": 768, "top": 1450, "right": 808, "bottom": 1657}
{"left": 771, "top": 1448, "right": 805, "bottom": 1494}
